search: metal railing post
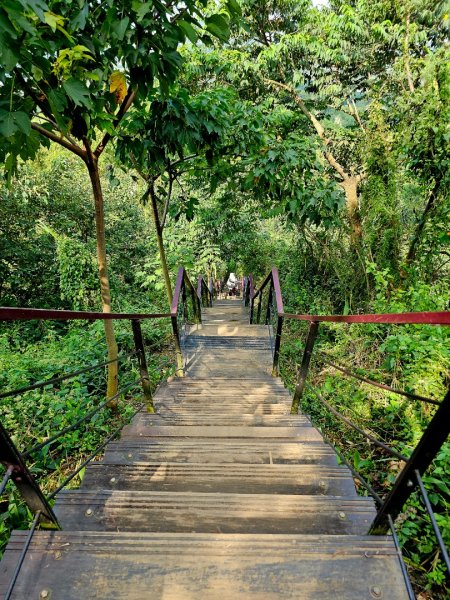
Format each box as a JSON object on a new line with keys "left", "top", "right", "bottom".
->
{"left": 171, "top": 315, "right": 184, "bottom": 377}
{"left": 265, "top": 281, "right": 273, "bottom": 325}
{"left": 272, "top": 315, "right": 284, "bottom": 377}
{"left": 131, "top": 319, "right": 153, "bottom": 412}
{"left": 370, "top": 386, "right": 450, "bottom": 534}
{"left": 291, "top": 321, "right": 319, "bottom": 413}
{"left": 256, "top": 290, "right": 263, "bottom": 324}
{"left": 0, "top": 421, "right": 59, "bottom": 528}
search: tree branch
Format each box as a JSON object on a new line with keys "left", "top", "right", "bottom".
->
{"left": 161, "top": 170, "right": 174, "bottom": 231}
{"left": 264, "top": 78, "right": 349, "bottom": 180}
{"left": 94, "top": 87, "right": 137, "bottom": 158}
{"left": 31, "top": 122, "right": 87, "bottom": 161}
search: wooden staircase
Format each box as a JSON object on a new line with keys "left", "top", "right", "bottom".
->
{"left": 0, "top": 299, "right": 410, "bottom": 598}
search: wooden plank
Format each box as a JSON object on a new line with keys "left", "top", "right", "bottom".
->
{"left": 54, "top": 490, "right": 376, "bottom": 535}
{"left": 119, "top": 425, "right": 324, "bottom": 441}
{"left": 80, "top": 463, "right": 357, "bottom": 495}
{"left": 103, "top": 440, "right": 338, "bottom": 465}
{"left": 0, "top": 531, "right": 409, "bottom": 600}
{"left": 128, "top": 414, "right": 310, "bottom": 427}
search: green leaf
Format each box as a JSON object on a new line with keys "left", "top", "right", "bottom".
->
{"left": 178, "top": 20, "right": 198, "bottom": 43}
{"left": 112, "top": 17, "right": 129, "bottom": 41}
{"left": 205, "top": 14, "right": 230, "bottom": 42}
{"left": 13, "top": 111, "right": 31, "bottom": 135}
{"left": 62, "top": 78, "right": 92, "bottom": 109}
{"left": 70, "top": 3, "right": 89, "bottom": 31}
{"left": 0, "top": 110, "right": 31, "bottom": 137}
{"left": 132, "top": 1, "right": 151, "bottom": 22}
{"left": 226, "top": 0, "right": 242, "bottom": 18}
{"left": 0, "top": 32, "right": 20, "bottom": 71}
{"left": 0, "top": 111, "right": 16, "bottom": 137}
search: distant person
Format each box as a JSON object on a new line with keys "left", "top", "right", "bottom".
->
{"left": 226, "top": 272, "right": 237, "bottom": 291}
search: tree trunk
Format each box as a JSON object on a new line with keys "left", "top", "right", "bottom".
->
{"left": 405, "top": 180, "right": 440, "bottom": 268}
{"left": 149, "top": 186, "right": 173, "bottom": 305}
{"left": 87, "top": 159, "right": 119, "bottom": 403}
{"left": 340, "top": 176, "right": 363, "bottom": 244}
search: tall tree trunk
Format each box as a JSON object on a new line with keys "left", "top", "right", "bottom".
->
{"left": 87, "top": 158, "right": 119, "bottom": 402}
{"left": 340, "top": 176, "right": 363, "bottom": 244}
{"left": 149, "top": 185, "right": 173, "bottom": 305}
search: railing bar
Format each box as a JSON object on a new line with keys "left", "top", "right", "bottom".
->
{"left": 305, "top": 383, "right": 409, "bottom": 461}
{"left": 331, "top": 446, "right": 383, "bottom": 505}
{"left": 47, "top": 403, "right": 145, "bottom": 501}
{"left": 414, "top": 469, "right": 450, "bottom": 577}
{"left": 283, "top": 311, "right": 450, "bottom": 325}
{"left": 0, "top": 307, "right": 172, "bottom": 321}
{"left": 22, "top": 379, "right": 141, "bottom": 458}
{"left": 387, "top": 515, "right": 416, "bottom": 600}
{"left": 0, "top": 351, "right": 137, "bottom": 401}
{"left": 4, "top": 510, "right": 41, "bottom": 600}
{"left": 251, "top": 272, "right": 272, "bottom": 301}
{"left": 318, "top": 354, "right": 440, "bottom": 406}
{"left": 0, "top": 465, "right": 14, "bottom": 496}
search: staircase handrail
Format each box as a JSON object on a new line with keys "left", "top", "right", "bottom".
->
{"left": 0, "top": 265, "right": 202, "bottom": 532}
{"left": 196, "top": 275, "right": 213, "bottom": 308}
{"left": 0, "top": 306, "right": 177, "bottom": 529}
{"left": 249, "top": 269, "right": 450, "bottom": 578}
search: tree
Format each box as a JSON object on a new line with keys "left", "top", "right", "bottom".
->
{"left": 0, "top": 0, "right": 232, "bottom": 397}
{"left": 117, "top": 86, "right": 236, "bottom": 304}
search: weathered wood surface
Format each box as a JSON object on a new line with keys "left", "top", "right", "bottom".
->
{"left": 81, "top": 463, "right": 357, "bottom": 495}
{"left": 0, "top": 532, "right": 409, "bottom": 600}
{"left": 120, "top": 424, "right": 325, "bottom": 440}
{"left": 103, "top": 439, "right": 339, "bottom": 465}
{"left": 0, "top": 297, "right": 410, "bottom": 598}
{"left": 54, "top": 490, "right": 376, "bottom": 534}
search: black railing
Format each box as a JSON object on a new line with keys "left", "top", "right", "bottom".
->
{"left": 249, "top": 268, "right": 284, "bottom": 376}
{"left": 0, "top": 306, "right": 179, "bottom": 530}
{"left": 249, "top": 267, "right": 450, "bottom": 586}
{"left": 0, "top": 266, "right": 200, "bottom": 542}
{"left": 197, "top": 275, "right": 213, "bottom": 307}
{"left": 171, "top": 267, "right": 202, "bottom": 374}
{"left": 243, "top": 275, "right": 254, "bottom": 308}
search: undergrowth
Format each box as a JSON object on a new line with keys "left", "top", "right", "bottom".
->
{"left": 0, "top": 317, "right": 175, "bottom": 556}
{"left": 279, "top": 271, "right": 450, "bottom": 598}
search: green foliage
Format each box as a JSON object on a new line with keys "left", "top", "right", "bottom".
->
{"left": 0, "top": 0, "right": 234, "bottom": 176}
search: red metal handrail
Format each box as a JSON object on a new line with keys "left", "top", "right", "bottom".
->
{"left": 0, "top": 307, "right": 172, "bottom": 321}
{"left": 283, "top": 311, "right": 450, "bottom": 325}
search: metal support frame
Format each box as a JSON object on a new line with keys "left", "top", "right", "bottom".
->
{"left": 370, "top": 387, "right": 450, "bottom": 533}
{"left": 256, "top": 291, "right": 263, "bottom": 324}
{"left": 272, "top": 315, "right": 284, "bottom": 376}
{"left": 265, "top": 283, "right": 273, "bottom": 325}
{"left": 131, "top": 319, "right": 153, "bottom": 411}
{"left": 291, "top": 321, "right": 319, "bottom": 412}
{"left": 0, "top": 421, "right": 59, "bottom": 528}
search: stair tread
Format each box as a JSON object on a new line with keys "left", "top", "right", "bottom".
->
{"left": 1, "top": 531, "right": 408, "bottom": 599}
{"left": 103, "top": 440, "right": 338, "bottom": 464}
{"left": 54, "top": 490, "right": 376, "bottom": 534}
{"left": 81, "top": 462, "right": 357, "bottom": 495}
{"left": 120, "top": 424, "right": 324, "bottom": 440}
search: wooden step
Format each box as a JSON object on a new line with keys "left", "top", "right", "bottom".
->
{"left": 120, "top": 424, "right": 324, "bottom": 441}
{"left": 128, "top": 414, "right": 309, "bottom": 427}
{"left": 54, "top": 490, "right": 376, "bottom": 534}
{"left": 103, "top": 440, "right": 338, "bottom": 465}
{"left": 0, "top": 531, "right": 409, "bottom": 600}
{"left": 80, "top": 463, "right": 357, "bottom": 495}
{"left": 187, "top": 324, "right": 269, "bottom": 337}
{"left": 156, "top": 405, "right": 290, "bottom": 415}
